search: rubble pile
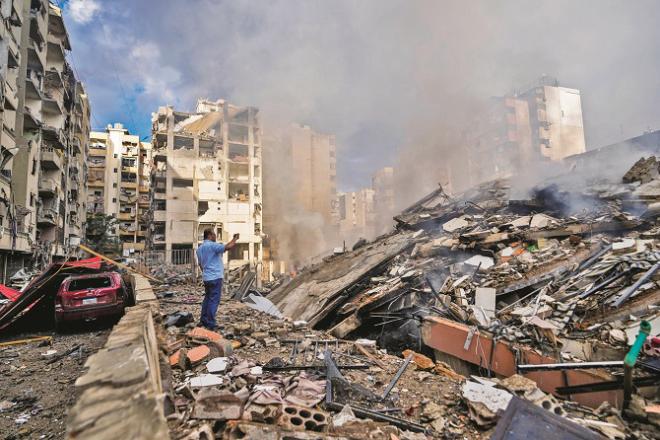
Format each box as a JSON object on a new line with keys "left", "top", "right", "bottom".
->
{"left": 159, "top": 299, "right": 486, "bottom": 439}
{"left": 269, "top": 158, "right": 660, "bottom": 355}
{"left": 259, "top": 156, "right": 660, "bottom": 437}
{"left": 158, "top": 288, "right": 656, "bottom": 439}
{"left": 151, "top": 264, "right": 196, "bottom": 285}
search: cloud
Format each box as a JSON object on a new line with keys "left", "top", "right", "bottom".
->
{"left": 66, "top": 0, "right": 101, "bottom": 24}
{"left": 62, "top": 0, "right": 660, "bottom": 192}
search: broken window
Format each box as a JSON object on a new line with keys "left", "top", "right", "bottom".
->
{"left": 153, "top": 200, "right": 166, "bottom": 211}
{"left": 199, "top": 139, "right": 216, "bottom": 158}
{"left": 172, "top": 178, "right": 193, "bottom": 188}
{"left": 173, "top": 136, "right": 194, "bottom": 150}
{"left": 68, "top": 276, "right": 112, "bottom": 291}
{"left": 198, "top": 201, "right": 209, "bottom": 216}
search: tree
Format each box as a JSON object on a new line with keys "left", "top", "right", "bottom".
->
{"left": 85, "top": 213, "right": 121, "bottom": 258}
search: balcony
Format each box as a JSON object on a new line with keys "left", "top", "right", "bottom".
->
{"left": 42, "top": 125, "right": 66, "bottom": 147}
{"left": 118, "top": 212, "right": 135, "bottom": 221}
{"left": 68, "top": 222, "right": 81, "bottom": 236}
{"left": 40, "top": 146, "right": 63, "bottom": 170}
{"left": 25, "top": 69, "right": 43, "bottom": 100}
{"left": 4, "top": 79, "right": 18, "bottom": 111}
{"left": 28, "top": 40, "right": 46, "bottom": 71}
{"left": 38, "top": 178, "right": 59, "bottom": 195}
{"left": 37, "top": 207, "right": 57, "bottom": 225}
{"left": 23, "top": 105, "right": 42, "bottom": 130}
{"left": 89, "top": 145, "right": 106, "bottom": 156}
{"left": 42, "top": 91, "right": 64, "bottom": 115}
{"left": 121, "top": 181, "right": 138, "bottom": 189}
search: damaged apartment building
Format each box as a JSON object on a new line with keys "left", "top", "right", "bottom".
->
{"left": 262, "top": 123, "right": 339, "bottom": 275}
{"left": 88, "top": 123, "right": 151, "bottom": 257}
{"left": 460, "top": 76, "right": 586, "bottom": 190}
{"left": 149, "top": 99, "right": 263, "bottom": 270}
{"left": 0, "top": 0, "right": 90, "bottom": 282}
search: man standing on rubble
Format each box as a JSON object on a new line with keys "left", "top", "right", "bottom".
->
{"left": 196, "top": 229, "right": 239, "bottom": 330}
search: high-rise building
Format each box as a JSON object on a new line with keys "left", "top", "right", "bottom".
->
{"left": 518, "top": 78, "right": 586, "bottom": 161}
{"left": 0, "top": 1, "right": 90, "bottom": 281}
{"left": 371, "top": 166, "right": 395, "bottom": 234}
{"left": 338, "top": 188, "right": 375, "bottom": 243}
{"left": 88, "top": 124, "right": 151, "bottom": 257}
{"left": 290, "top": 124, "right": 338, "bottom": 226}
{"left": 150, "top": 98, "right": 263, "bottom": 271}
{"left": 462, "top": 77, "right": 586, "bottom": 189}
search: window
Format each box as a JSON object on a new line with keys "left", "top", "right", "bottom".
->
{"left": 30, "top": 194, "right": 35, "bottom": 206}
{"left": 113, "top": 183, "right": 117, "bottom": 188}
{"left": 114, "top": 154, "right": 118, "bottom": 158}
{"left": 68, "top": 276, "right": 112, "bottom": 291}
{"left": 112, "top": 198, "right": 117, "bottom": 203}
{"left": 173, "top": 178, "right": 193, "bottom": 188}
{"left": 113, "top": 168, "right": 117, "bottom": 173}
{"left": 31, "top": 159, "right": 37, "bottom": 175}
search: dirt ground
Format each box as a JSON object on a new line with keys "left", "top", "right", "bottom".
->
{"left": 0, "top": 322, "right": 111, "bottom": 440}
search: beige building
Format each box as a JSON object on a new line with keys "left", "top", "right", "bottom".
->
{"left": 290, "top": 124, "right": 338, "bottom": 226}
{"left": 150, "top": 98, "right": 263, "bottom": 271}
{"left": 0, "top": 1, "right": 89, "bottom": 281}
{"left": 88, "top": 124, "right": 151, "bottom": 257}
{"left": 462, "top": 77, "right": 585, "bottom": 189}
{"left": 518, "top": 80, "right": 586, "bottom": 161}
{"left": 372, "top": 166, "right": 395, "bottom": 234}
{"left": 338, "top": 188, "right": 375, "bottom": 244}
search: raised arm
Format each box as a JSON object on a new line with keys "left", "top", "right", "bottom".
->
{"left": 224, "top": 233, "right": 240, "bottom": 251}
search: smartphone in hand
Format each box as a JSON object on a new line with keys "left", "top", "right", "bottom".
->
{"left": 233, "top": 233, "right": 240, "bottom": 240}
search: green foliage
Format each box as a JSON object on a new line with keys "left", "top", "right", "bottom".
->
{"left": 85, "top": 213, "right": 121, "bottom": 258}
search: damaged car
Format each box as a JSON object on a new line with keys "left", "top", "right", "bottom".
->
{"left": 54, "top": 272, "right": 135, "bottom": 329}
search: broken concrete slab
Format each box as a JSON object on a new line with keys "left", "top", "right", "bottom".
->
{"left": 443, "top": 216, "right": 470, "bottom": 232}
{"left": 192, "top": 388, "right": 242, "bottom": 420}
{"left": 189, "top": 374, "right": 224, "bottom": 388}
{"left": 206, "top": 357, "right": 229, "bottom": 374}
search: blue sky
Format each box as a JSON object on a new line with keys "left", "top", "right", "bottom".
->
{"left": 61, "top": 0, "right": 660, "bottom": 191}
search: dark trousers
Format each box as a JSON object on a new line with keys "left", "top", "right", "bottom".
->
{"left": 200, "top": 278, "right": 222, "bottom": 329}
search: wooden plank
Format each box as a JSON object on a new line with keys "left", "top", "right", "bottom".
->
{"left": 78, "top": 244, "right": 162, "bottom": 284}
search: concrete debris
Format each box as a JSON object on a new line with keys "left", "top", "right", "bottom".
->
{"left": 189, "top": 374, "right": 224, "bottom": 388}
{"left": 206, "top": 357, "right": 229, "bottom": 374}
{"left": 250, "top": 157, "right": 660, "bottom": 438}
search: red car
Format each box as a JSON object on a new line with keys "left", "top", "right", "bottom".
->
{"left": 54, "top": 272, "right": 134, "bottom": 329}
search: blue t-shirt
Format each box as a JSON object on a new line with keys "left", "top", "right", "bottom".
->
{"left": 196, "top": 240, "right": 226, "bottom": 281}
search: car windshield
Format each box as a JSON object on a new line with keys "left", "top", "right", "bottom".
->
{"left": 68, "top": 277, "right": 112, "bottom": 291}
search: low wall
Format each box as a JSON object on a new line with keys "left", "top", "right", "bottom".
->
{"left": 66, "top": 275, "right": 169, "bottom": 439}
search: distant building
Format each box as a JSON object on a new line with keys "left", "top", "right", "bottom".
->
{"left": 88, "top": 124, "right": 151, "bottom": 256}
{"left": 338, "top": 188, "right": 375, "bottom": 243}
{"left": 372, "top": 166, "right": 396, "bottom": 234}
{"left": 150, "top": 99, "right": 263, "bottom": 271}
{"left": 463, "top": 77, "right": 586, "bottom": 189}
{"left": 290, "top": 124, "right": 338, "bottom": 226}
{"left": 517, "top": 78, "right": 586, "bottom": 161}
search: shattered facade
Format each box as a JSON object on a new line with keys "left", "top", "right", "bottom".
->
{"left": 0, "top": 0, "right": 90, "bottom": 281}
{"left": 88, "top": 123, "right": 152, "bottom": 256}
{"left": 150, "top": 99, "right": 263, "bottom": 269}
{"left": 462, "top": 77, "right": 586, "bottom": 189}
